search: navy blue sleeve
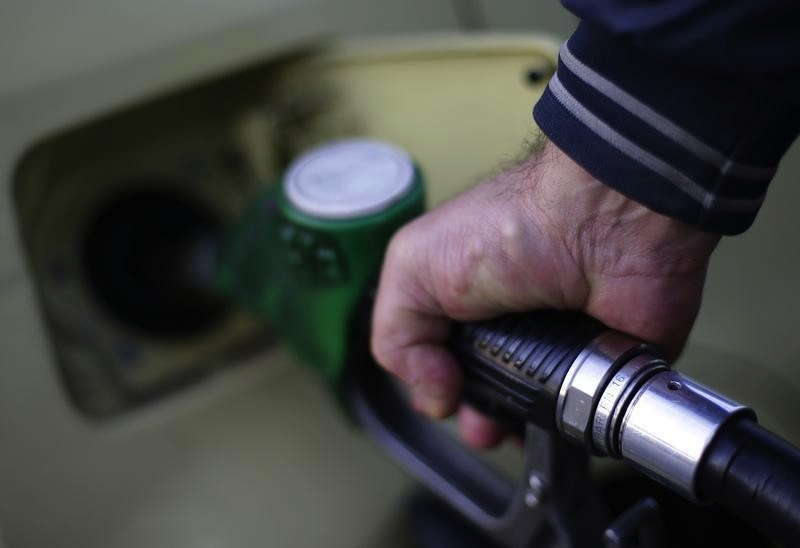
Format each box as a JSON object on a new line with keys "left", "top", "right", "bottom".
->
{"left": 533, "top": 2, "right": 800, "bottom": 235}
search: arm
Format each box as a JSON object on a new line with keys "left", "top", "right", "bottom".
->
{"left": 538, "top": 2, "right": 800, "bottom": 235}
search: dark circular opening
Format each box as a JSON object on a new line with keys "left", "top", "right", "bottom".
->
{"left": 82, "top": 183, "right": 229, "bottom": 339}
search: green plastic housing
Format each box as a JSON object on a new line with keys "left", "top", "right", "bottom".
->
{"left": 212, "top": 167, "right": 425, "bottom": 383}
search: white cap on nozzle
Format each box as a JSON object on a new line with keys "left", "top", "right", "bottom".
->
{"left": 283, "top": 138, "right": 415, "bottom": 220}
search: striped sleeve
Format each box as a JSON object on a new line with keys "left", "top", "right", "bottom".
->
{"left": 533, "top": 22, "right": 800, "bottom": 235}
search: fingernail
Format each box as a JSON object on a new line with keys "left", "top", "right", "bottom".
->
{"left": 411, "top": 390, "right": 455, "bottom": 420}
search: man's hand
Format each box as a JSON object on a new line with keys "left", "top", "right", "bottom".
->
{"left": 370, "top": 140, "right": 721, "bottom": 448}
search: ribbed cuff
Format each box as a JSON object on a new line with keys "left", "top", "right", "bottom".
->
{"left": 533, "top": 22, "right": 800, "bottom": 235}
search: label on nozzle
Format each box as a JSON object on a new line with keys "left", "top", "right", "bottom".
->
{"left": 284, "top": 138, "right": 416, "bottom": 220}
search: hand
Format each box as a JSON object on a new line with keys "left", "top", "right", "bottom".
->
{"left": 370, "top": 140, "right": 721, "bottom": 449}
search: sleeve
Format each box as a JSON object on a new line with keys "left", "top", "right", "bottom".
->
{"left": 533, "top": 1, "right": 800, "bottom": 235}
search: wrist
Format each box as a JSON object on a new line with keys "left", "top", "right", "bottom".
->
{"left": 520, "top": 141, "right": 721, "bottom": 279}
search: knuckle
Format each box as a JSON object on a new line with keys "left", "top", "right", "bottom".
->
{"left": 385, "top": 222, "right": 420, "bottom": 266}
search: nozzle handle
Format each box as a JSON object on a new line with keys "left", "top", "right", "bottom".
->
{"left": 448, "top": 311, "right": 606, "bottom": 434}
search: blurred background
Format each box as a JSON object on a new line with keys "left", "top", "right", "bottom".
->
{"left": 0, "top": 2, "right": 798, "bottom": 548}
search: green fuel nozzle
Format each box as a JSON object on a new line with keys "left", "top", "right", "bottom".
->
{"left": 206, "top": 138, "right": 425, "bottom": 383}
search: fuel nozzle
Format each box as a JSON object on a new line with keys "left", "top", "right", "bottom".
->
{"left": 451, "top": 313, "right": 800, "bottom": 547}
{"left": 453, "top": 314, "right": 753, "bottom": 502}
{"left": 555, "top": 331, "right": 754, "bottom": 502}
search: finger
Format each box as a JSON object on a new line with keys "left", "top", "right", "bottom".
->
{"left": 410, "top": 387, "right": 459, "bottom": 420}
{"left": 403, "top": 343, "right": 463, "bottom": 417}
{"left": 371, "top": 252, "right": 463, "bottom": 418}
{"left": 458, "top": 404, "right": 506, "bottom": 449}
{"left": 371, "top": 297, "right": 453, "bottom": 387}
{"left": 374, "top": 324, "right": 463, "bottom": 418}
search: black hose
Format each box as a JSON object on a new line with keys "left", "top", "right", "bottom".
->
{"left": 698, "top": 416, "right": 800, "bottom": 548}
